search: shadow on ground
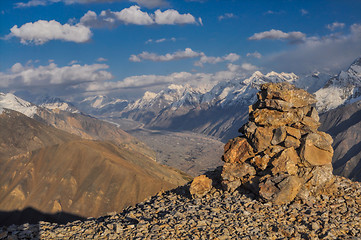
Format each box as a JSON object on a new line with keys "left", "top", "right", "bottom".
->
{"left": 0, "top": 207, "right": 86, "bottom": 226}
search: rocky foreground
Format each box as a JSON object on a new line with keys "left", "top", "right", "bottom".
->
{"left": 1, "top": 175, "right": 360, "bottom": 240}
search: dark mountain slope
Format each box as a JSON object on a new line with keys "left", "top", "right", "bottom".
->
{"left": 319, "top": 100, "right": 361, "bottom": 181}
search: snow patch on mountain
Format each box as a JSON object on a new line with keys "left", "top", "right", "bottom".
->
{"left": 37, "top": 96, "right": 79, "bottom": 113}
{"left": 315, "top": 57, "right": 361, "bottom": 112}
{"left": 0, "top": 92, "right": 38, "bottom": 117}
{"left": 76, "top": 95, "right": 128, "bottom": 116}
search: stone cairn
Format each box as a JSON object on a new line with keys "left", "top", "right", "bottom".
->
{"left": 219, "top": 82, "right": 335, "bottom": 204}
{"left": 190, "top": 82, "right": 335, "bottom": 203}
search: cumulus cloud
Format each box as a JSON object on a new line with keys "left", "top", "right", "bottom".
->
{"left": 0, "top": 62, "right": 112, "bottom": 89}
{"left": 15, "top": 0, "right": 169, "bottom": 8}
{"left": 129, "top": 48, "right": 202, "bottom": 62}
{"left": 263, "top": 23, "right": 361, "bottom": 74}
{"left": 327, "top": 22, "right": 345, "bottom": 31}
{"left": 241, "top": 63, "right": 258, "bottom": 71}
{"left": 80, "top": 6, "right": 199, "bottom": 27}
{"left": 154, "top": 9, "right": 197, "bottom": 25}
{"left": 8, "top": 20, "right": 92, "bottom": 44}
{"left": 218, "top": 13, "right": 236, "bottom": 21}
{"left": 246, "top": 51, "right": 262, "bottom": 59}
{"left": 248, "top": 29, "right": 306, "bottom": 43}
{"left": 194, "top": 53, "right": 240, "bottom": 67}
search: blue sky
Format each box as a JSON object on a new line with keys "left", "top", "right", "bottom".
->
{"left": 0, "top": 0, "right": 360, "bottom": 100}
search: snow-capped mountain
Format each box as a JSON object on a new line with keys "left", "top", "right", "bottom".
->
{"left": 0, "top": 92, "right": 38, "bottom": 117}
{"left": 126, "top": 84, "right": 204, "bottom": 111}
{"left": 77, "top": 95, "right": 128, "bottom": 116}
{"left": 36, "top": 96, "right": 79, "bottom": 113}
{"left": 201, "top": 71, "right": 299, "bottom": 108}
{"left": 315, "top": 57, "right": 361, "bottom": 112}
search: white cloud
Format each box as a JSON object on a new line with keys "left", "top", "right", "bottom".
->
{"left": 300, "top": 9, "right": 308, "bottom": 16}
{"left": 154, "top": 9, "right": 197, "bottom": 25}
{"left": 326, "top": 22, "right": 345, "bottom": 31}
{"left": 248, "top": 29, "right": 306, "bottom": 43}
{"left": 0, "top": 62, "right": 112, "bottom": 88}
{"left": 263, "top": 24, "right": 361, "bottom": 74}
{"left": 85, "top": 66, "right": 246, "bottom": 93}
{"left": 194, "top": 53, "right": 240, "bottom": 67}
{"left": 69, "top": 60, "right": 79, "bottom": 65}
{"left": 15, "top": 0, "right": 169, "bottom": 8}
{"left": 246, "top": 51, "right": 262, "bottom": 59}
{"left": 8, "top": 20, "right": 92, "bottom": 45}
{"left": 218, "top": 13, "right": 236, "bottom": 21}
{"left": 114, "top": 5, "right": 154, "bottom": 25}
{"left": 97, "top": 57, "right": 108, "bottom": 62}
{"left": 80, "top": 6, "right": 198, "bottom": 27}
{"left": 130, "top": 48, "right": 202, "bottom": 62}
{"left": 264, "top": 10, "right": 285, "bottom": 15}
{"left": 145, "top": 37, "right": 176, "bottom": 44}
{"left": 241, "top": 63, "right": 258, "bottom": 71}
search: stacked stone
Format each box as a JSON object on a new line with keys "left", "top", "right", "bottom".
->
{"left": 221, "top": 82, "right": 335, "bottom": 204}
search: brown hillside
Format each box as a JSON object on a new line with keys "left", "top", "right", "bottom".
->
{"left": 0, "top": 110, "right": 190, "bottom": 224}
{"left": 0, "top": 140, "right": 190, "bottom": 219}
{"left": 34, "top": 108, "right": 155, "bottom": 161}
{"left": 0, "top": 109, "right": 79, "bottom": 159}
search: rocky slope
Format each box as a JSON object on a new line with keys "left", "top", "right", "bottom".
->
{"left": 1, "top": 175, "right": 359, "bottom": 239}
{"left": 0, "top": 109, "right": 190, "bottom": 226}
{"left": 319, "top": 100, "right": 361, "bottom": 181}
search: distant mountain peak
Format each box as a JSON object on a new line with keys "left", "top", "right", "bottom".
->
{"left": 0, "top": 92, "right": 38, "bottom": 117}
{"left": 315, "top": 56, "right": 361, "bottom": 112}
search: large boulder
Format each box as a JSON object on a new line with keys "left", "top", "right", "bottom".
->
{"left": 189, "top": 175, "right": 213, "bottom": 198}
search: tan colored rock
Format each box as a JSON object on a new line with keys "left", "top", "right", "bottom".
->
{"left": 259, "top": 82, "right": 317, "bottom": 107}
{"left": 251, "top": 127, "right": 273, "bottom": 152}
{"left": 300, "top": 138, "right": 333, "bottom": 166}
{"left": 297, "top": 164, "right": 335, "bottom": 200}
{"left": 307, "top": 107, "right": 320, "bottom": 122}
{"left": 222, "top": 137, "right": 254, "bottom": 163}
{"left": 251, "top": 108, "right": 304, "bottom": 128}
{"left": 301, "top": 116, "right": 321, "bottom": 131}
{"left": 304, "top": 133, "right": 334, "bottom": 152}
{"left": 284, "top": 135, "right": 301, "bottom": 148}
{"left": 255, "top": 99, "right": 294, "bottom": 112}
{"left": 285, "top": 126, "right": 301, "bottom": 139}
{"left": 190, "top": 175, "right": 213, "bottom": 198}
{"left": 239, "top": 121, "right": 257, "bottom": 139}
{"left": 273, "top": 175, "right": 303, "bottom": 205}
{"left": 271, "top": 148, "right": 299, "bottom": 175}
{"left": 250, "top": 154, "right": 270, "bottom": 170}
{"left": 264, "top": 145, "right": 285, "bottom": 158}
{"left": 271, "top": 127, "right": 287, "bottom": 145}
{"left": 258, "top": 176, "right": 279, "bottom": 201}
{"left": 221, "top": 162, "right": 256, "bottom": 192}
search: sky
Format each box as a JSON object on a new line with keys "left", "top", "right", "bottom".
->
{"left": 0, "top": 0, "right": 360, "bottom": 101}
